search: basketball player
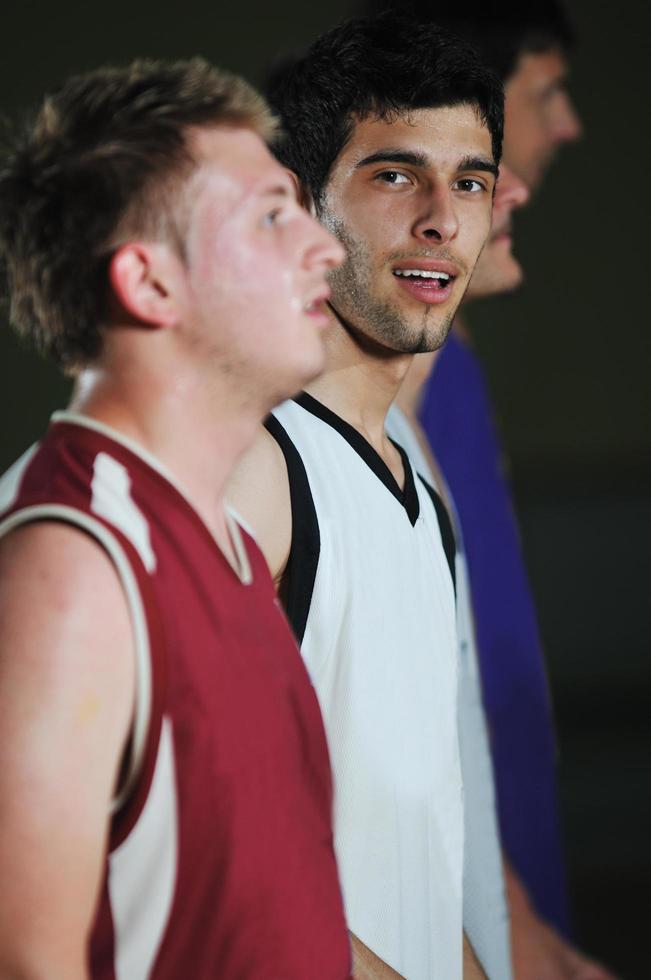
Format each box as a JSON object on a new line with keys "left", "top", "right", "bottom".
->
{"left": 228, "top": 16, "right": 503, "bottom": 979}
{"left": 0, "top": 59, "right": 351, "bottom": 977}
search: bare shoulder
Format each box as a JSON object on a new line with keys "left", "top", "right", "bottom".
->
{"left": 0, "top": 520, "right": 135, "bottom": 742}
{"left": 227, "top": 425, "right": 292, "bottom": 583}
{"left": 0, "top": 518, "right": 134, "bottom": 653}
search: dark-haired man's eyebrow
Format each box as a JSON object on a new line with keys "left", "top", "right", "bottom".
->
{"left": 457, "top": 156, "right": 499, "bottom": 179}
{"left": 355, "top": 149, "right": 430, "bottom": 170}
{"left": 354, "top": 150, "right": 498, "bottom": 180}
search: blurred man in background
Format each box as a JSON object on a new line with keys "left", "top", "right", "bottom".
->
{"left": 370, "top": 0, "right": 617, "bottom": 976}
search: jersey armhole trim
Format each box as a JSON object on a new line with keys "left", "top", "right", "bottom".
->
{"left": 264, "top": 414, "right": 320, "bottom": 646}
{"left": 417, "top": 476, "right": 457, "bottom": 595}
{"left": 0, "top": 504, "right": 153, "bottom": 815}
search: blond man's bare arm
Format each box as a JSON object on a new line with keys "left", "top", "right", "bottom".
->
{"left": 0, "top": 523, "right": 135, "bottom": 979}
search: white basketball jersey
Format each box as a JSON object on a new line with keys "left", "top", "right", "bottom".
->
{"left": 387, "top": 404, "right": 513, "bottom": 980}
{"left": 269, "top": 394, "right": 463, "bottom": 980}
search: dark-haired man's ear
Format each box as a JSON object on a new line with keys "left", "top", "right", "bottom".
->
{"left": 285, "top": 168, "right": 315, "bottom": 214}
{"left": 108, "top": 242, "right": 185, "bottom": 330}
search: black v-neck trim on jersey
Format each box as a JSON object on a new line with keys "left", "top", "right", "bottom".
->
{"left": 293, "top": 391, "right": 421, "bottom": 526}
{"left": 417, "top": 475, "right": 457, "bottom": 594}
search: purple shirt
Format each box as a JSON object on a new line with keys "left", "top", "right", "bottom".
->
{"left": 421, "top": 331, "right": 570, "bottom": 934}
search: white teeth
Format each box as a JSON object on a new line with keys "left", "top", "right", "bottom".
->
{"left": 394, "top": 269, "right": 450, "bottom": 280}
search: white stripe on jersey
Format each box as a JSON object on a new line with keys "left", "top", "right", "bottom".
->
{"left": 109, "top": 718, "right": 177, "bottom": 980}
{"left": 92, "top": 452, "right": 157, "bottom": 573}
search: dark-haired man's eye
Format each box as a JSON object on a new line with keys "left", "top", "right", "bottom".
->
{"left": 377, "top": 171, "right": 409, "bottom": 185}
{"left": 456, "top": 178, "right": 484, "bottom": 193}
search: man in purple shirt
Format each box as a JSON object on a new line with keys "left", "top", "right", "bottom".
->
{"left": 413, "top": 0, "right": 580, "bottom": 939}
{"left": 390, "top": 1, "right": 617, "bottom": 977}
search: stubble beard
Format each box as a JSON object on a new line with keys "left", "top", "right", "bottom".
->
{"left": 322, "top": 216, "right": 455, "bottom": 355}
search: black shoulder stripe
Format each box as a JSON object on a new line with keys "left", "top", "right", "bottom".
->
{"left": 264, "top": 414, "right": 320, "bottom": 647}
{"left": 418, "top": 475, "right": 457, "bottom": 595}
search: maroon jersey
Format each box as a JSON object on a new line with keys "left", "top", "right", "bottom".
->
{"left": 0, "top": 412, "right": 351, "bottom": 980}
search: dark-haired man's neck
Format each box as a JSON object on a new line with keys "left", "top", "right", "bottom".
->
{"left": 305, "top": 308, "right": 415, "bottom": 470}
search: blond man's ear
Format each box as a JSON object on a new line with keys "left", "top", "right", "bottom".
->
{"left": 108, "top": 241, "right": 186, "bottom": 330}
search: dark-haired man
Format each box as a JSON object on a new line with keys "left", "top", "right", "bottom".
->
{"left": 0, "top": 59, "right": 351, "bottom": 977}
{"left": 228, "top": 16, "right": 503, "bottom": 979}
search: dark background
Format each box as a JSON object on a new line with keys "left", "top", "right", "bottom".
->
{"left": 2, "top": 2, "right": 649, "bottom": 976}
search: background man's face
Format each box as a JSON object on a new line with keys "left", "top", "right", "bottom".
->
{"left": 503, "top": 47, "right": 582, "bottom": 189}
{"left": 319, "top": 104, "right": 496, "bottom": 355}
{"left": 182, "top": 126, "right": 343, "bottom": 406}
{"left": 465, "top": 163, "right": 529, "bottom": 300}
{"left": 465, "top": 47, "right": 581, "bottom": 301}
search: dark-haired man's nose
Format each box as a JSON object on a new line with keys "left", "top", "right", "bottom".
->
{"left": 412, "top": 188, "right": 458, "bottom": 244}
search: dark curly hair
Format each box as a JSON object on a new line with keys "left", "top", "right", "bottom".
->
{"left": 0, "top": 58, "right": 275, "bottom": 370}
{"left": 265, "top": 13, "right": 504, "bottom": 209}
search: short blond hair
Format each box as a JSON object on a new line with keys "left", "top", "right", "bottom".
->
{"left": 0, "top": 58, "right": 277, "bottom": 370}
